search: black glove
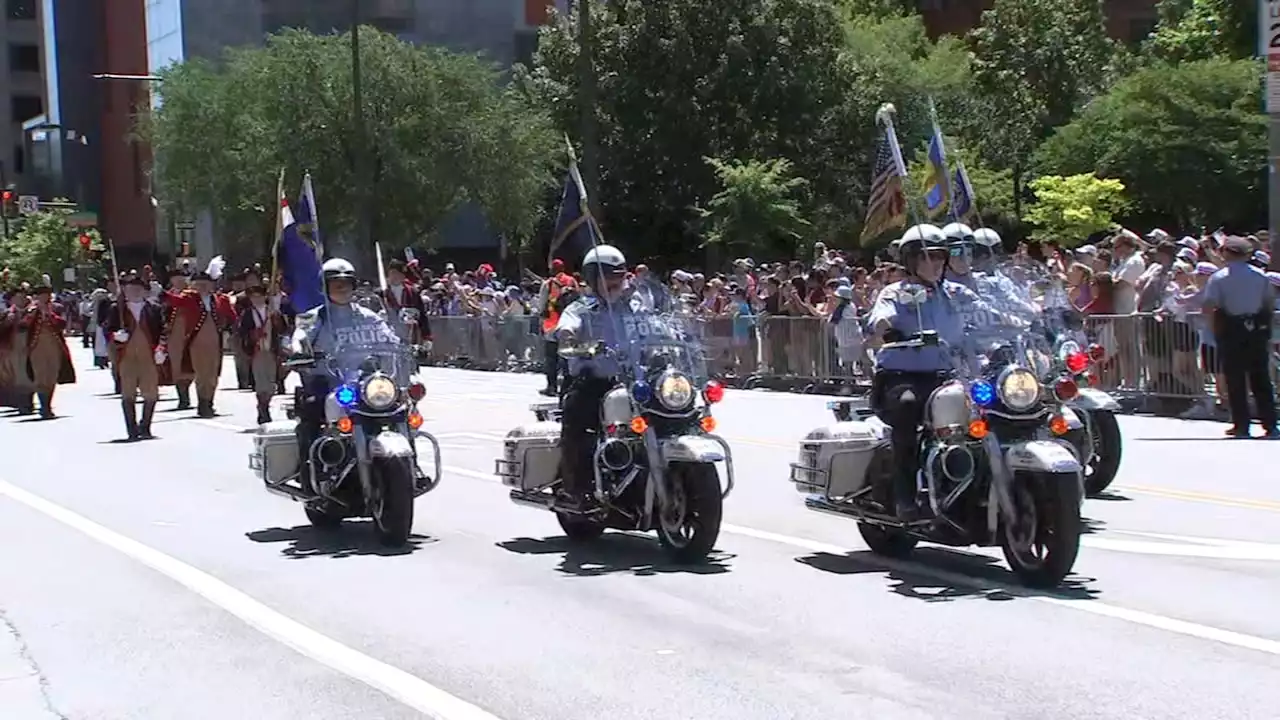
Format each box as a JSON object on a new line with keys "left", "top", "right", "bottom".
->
{"left": 882, "top": 328, "right": 905, "bottom": 343}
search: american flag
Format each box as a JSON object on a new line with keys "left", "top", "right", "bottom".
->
{"left": 860, "top": 130, "right": 908, "bottom": 243}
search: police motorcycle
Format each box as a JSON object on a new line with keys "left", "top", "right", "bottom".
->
{"left": 1007, "top": 263, "right": 1123, "bottom": 497}
{"left": 496, "top": 275, "right": 735, "bottom": 562}
{"left": 793, "top": 285, "right": 1085, "bottom": 589}
{"left": 249, "top": 290, "right": 442, "bottom": 547}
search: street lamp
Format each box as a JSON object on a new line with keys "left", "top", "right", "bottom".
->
{"left": 351, "top": 0, "right": 371, "bottom": 258}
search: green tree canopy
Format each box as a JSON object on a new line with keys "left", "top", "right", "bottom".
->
{"left": 0, "top": 210, "right": 103, "bottom": 288}
{"left": 969, "top": 0, "right": 1119, "bottom": 175}
{"left": 697, "top": 157, "right": 811, "bottom": 257}
{"left": 1034, "top": 59, "right": 1265, "bottom": 230}
{"left": 143, "top": 27, "right": 559, "bottom": 259}
{"left": 1145, "top": 0, "right": 1257, "bottom": 63}
{"left": 1024, "top": 174, "right": 1128, "bottom": 247}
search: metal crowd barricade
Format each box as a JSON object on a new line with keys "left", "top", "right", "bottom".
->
{"left": 417, "top": 311, "right": 875, "bottom": 393}
{"left": 1080, "top": 310, "right": 1280, "bottom": 416}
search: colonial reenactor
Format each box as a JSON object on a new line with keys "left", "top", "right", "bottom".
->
{"left": 236, "top": 284, "right": 288, "bottom": 424}
{"left": 104, "top": 275, "right": 168, "bottom": 440}
{"left": 0, "top": 285, "right": 34, "bottom": 413}
{"left": 382, "top": 259, "right": 429, "bottom": 348}
{"left": 162, "top": 268, "right": 196, "bottom": 408}
{"left": 169, "top": 271, "right": 236, "bottom": 417}
{"left": 19, "top": 283, "right": 75, "bottom": 418}
{"left": 1202, "top": 236, "right": 1279, "bottom": 438}
{"left": 230, "top": 271, "right": 253, "bottom": 390}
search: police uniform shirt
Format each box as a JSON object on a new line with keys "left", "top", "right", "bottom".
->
{"left": 868, "top": 280, "right": 976, "bottom": 373}
{"left": 1204, "top": 261, "right": 1274, "bottom": 317}
{"left": 291, "top": 304, "right": 401, "bottom": 369}
{"left": 554, "top": 292, "right": 647, "bottom": 378}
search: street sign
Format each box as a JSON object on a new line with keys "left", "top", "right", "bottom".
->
{"left": 175, "top": 221, "right": 196, "bottom": 230}
{"left": 1265, "top": 0, "right": 1280, "bottom": 112}
{"left": 18, "top": 195, "right": 38, "bottom": 215}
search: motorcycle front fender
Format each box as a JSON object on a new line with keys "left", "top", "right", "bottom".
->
{"left": 659, "top": 434, "right": 735, "bottom": 499}
{"left": 1069, "top": 388, "right": 1121, "bottom": 412}
{"left": 368, "top": 430, "right": 415, "bottom": 458}
{"left": 1004, "top": 440, "right": 1082, "bottom": 474}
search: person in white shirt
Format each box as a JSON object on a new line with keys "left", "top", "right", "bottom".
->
{"left": 1109, "top": 231, "right": 1147, "bottom": 388}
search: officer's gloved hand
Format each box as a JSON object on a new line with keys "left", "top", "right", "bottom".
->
{"left": 882, "top": 328, "right": 906, "bottom": 344}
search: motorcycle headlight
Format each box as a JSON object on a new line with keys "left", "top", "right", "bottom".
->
{"left": 656, "top": 371, "right": 694, "bottom": 409}
{"left": 361, "top": 375, "right": 398, "bottom": 410}
{"left": 998, "top": 368, "right": 1041, "bottom": 411}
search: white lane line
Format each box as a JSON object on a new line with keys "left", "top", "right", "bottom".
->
{"left": 0, "top": 480, "right": 504, "bottom": 720}
{"left": 197, "top": 421, "right": 1280, "bottom": 658}
{"left": 439, "top": 464, "right": 1280, "bottom": 657}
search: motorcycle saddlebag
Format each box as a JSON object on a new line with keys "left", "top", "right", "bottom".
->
{"left": 249, "top": 420, "right": 300, "bottom": 486}
{"left": 789, "top": 421, "right": 887, "bottom": 499}
{"left": 496, "top": 421, "right": 562, "bottom": 491}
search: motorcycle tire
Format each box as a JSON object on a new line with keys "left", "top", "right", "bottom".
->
{"left": 372, "top": 456, "right": 416, "bottom": 547}
{"left": 304, "top": 505, "right": 344, "bottom": 529}
{"left": 1083, "top": 411, "right": 1122, "bottom": 497}
{"left": 556, "top": 512, "right": 606, "bottom": 541}
{"left": 656, "top": 462, "right": 723, "bottom": 564}
{"left": 1000, "top": 471, "right": 1082, "bottom": 589}
{"left": 857, "top": 523, "right": 917, "bottom": 559}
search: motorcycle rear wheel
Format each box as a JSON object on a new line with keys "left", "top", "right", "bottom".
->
{"left": 1000, "top": 471, "right": 1082, "bottom": 589}
{"left": 857, "top": 523, "right": 918, "bottom": 558}
{"left": 372, "top": 457, "right": 416, "bottom": 547}
{"left": 657, "top": 462, "right": 723, "bottom": 564}
{"left": 304, "top": 505, "right": 343, "bottom": 529}
{"left": 556, "top": 512, "right": 606, "bottom": 541}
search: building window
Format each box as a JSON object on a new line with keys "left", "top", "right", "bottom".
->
{"left": 514, "top": 31, "right": 539, "bottom": 67}
{"left": 11, "top": 94, "right": 42, "bottom": 124}
{"left": 13, "top": 145, "right": 23, "bottom": 174}
{"left": 9, "top": 44, "right": 39, "bottom": 73}
{"left": 6, "top": 0, "right": 36, "bottom": 20}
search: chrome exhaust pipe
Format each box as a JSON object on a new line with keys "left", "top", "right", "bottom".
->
{"left": 313, "top": 436, "right": 347, "bottom": 469}
{"left": 598, "top": 438, "right": 633, "bottom": 472}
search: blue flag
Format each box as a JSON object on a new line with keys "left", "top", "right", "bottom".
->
{"left": 546, "top": 166, "right": 596, "bottom": 271}
{"left": 276, "top": 177, "right": 325, "bottom": 313}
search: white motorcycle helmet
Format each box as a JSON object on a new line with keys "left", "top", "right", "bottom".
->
{"left": 582, "top": 244, "right": 628, "bottom": 287}
{"left": 973, "top": 228, "right": 1002, "bottom": 249}
{"left": 322, "top": 257, "right": 357, "bottom": 283}
{"left": 941, "top": 222, "right": 976, "bottom": 243}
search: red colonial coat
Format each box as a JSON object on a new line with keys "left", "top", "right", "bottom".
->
{"left": 166, "top": 291, "right": 236, "bottom": 375}
{"left": 18, "top": 306, "right": 76, "bottom": 384}
{"left": 380, "top": 283, "right": 427, "bottom": 343}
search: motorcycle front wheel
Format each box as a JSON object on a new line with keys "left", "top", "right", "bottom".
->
{"left": 656, "top": 462, "right": 723, "bottom": 563}
{"left": 1000, "top": 471, "right": 1082, "bottom": 589}
{"left": 371, "top": 456, "right": 416, "bottom": 547}
{"left": 1083, "top": 410, "right": 1122, "bottom": 497}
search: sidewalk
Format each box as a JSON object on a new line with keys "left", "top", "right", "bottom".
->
{"left": 0, "top": 612, "right": 63, "bottom": 720}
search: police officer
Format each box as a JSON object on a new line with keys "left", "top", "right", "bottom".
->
{"left": 552, "top": 244, "right": 641, "bottom": 510}
{"left": 289, "top": 258, "right": 401, "bottom": 487}
{"left": 1201, "top": 237, "right": 1278, "bottom": 438}
{"left": 868, "top": 224, "right": 987, "bottom": 521}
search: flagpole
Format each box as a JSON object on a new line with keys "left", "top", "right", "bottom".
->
{"left": 270, "top": 169, "right": 285, "bottom": 292}
{"left": 876, "top": 104, "right": 923, "bottom": 226}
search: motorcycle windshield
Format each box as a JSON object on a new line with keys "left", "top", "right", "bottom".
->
{"left": 973, "top": 261, "right": 1057, "bottom": 377}
{"left": 323, "top": 290, "right": 416, "bottom": 387}
{"left": 575, "top": 275, "right": 710, "bottom": 388}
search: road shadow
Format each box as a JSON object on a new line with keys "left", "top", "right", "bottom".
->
{"left": 497, "top": 533, "right": 733, "bottom": 577}
{"left": 1133, "top": 437, "right": 1237, "bottom": 442}
{"left": 797, "top": 546, "right": 1100, "bottom": 603}
{"left": 1080, "top": 516, "right": 1107, "bottom": 535}
{"left": 1089, "top": 492, "right": 1132, "bottom": 502}
{"left": 14, "top": 415, "right": 62, "bottom": 423}
{"left": 246, "top": 523, "right": 435, "bottom": 559}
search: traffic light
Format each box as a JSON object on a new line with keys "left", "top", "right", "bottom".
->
{"left": 2, "top": 190, "right": 15, "bottom": 218}
{"left": 79, "top": 233, "right": 92, "bottom": 250}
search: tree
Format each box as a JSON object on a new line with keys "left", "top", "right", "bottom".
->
{"left": 142, "top": 27, "right": 559, "bottom": 259}
{"left": 1023, "top": 174, "right": 1128, "bottom": 247}
{"left": 1146, "top": 0, "right": 1257, "bottom": 63}
{"left": 1033, "top": 59, "right": 1265, "bottom": 230}
{"left": 521, "top": 0, "right": 899, "bottom": 263}
{"left": 969, "top": 0, "right": 1119, "bottom": 209}
{"left": 697, "top": 157, "right": 811, "bottom": 257}
{"left": 0, "top": 210, "right": 101, "bottom": 287}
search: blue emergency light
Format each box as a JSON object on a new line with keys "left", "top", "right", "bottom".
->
{"left": 335, "top": 384, "right": 359, "bottom": 407}
{"left": 969, "top": 380, "right": 995, "bottom": 407}
{"left": 631, "top": 381, "right": 653, "bottom": 403}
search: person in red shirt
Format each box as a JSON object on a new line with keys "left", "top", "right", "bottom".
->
{"left": 168, "top": 271, "right": 236, "bottom": 417}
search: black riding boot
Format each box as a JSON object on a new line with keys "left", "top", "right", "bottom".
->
{"left": 197, "top": 398, "right": 215, "bottom": 418}
{"left": 121, "top": 400, "right": 139, "bottom": 440}
{"left": 256, "top": 395, "right": 272, "bottom": 425}
{"left": 139, "top": 400, "right": 157, "bottom": 439}
{"left": 37, "top": 392, "right": 54, "bottom": 419}
{"left": 175, "top": 382, "right": 192, "bottom": 410}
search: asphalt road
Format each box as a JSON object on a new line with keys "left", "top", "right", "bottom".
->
{"left": 2, "top": 347, "right": 1279, "bottom": 719}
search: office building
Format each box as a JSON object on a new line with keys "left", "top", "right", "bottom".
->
{"left": 4, "top": 0, "right": 46, "bottom": 196}
{"left": 919, "top": 0, "right": 1160, "bottom": 43}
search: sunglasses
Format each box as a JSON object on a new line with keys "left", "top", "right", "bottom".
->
{"left": 922, "top": 249, "right": 948, "bottom": 261}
